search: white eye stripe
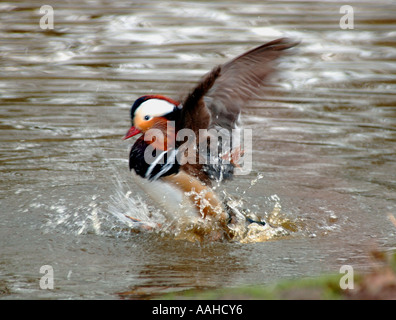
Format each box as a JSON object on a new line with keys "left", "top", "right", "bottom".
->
{"left": 136, "top": 99, "right": 175, "bottom": 119}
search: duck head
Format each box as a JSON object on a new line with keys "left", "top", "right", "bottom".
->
{"left": 123, "top": 95, "right": 180, "bottom": 140}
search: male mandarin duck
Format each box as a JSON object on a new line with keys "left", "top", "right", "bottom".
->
{"left": 123, "top": 38, "right": 298, "bottom": 232}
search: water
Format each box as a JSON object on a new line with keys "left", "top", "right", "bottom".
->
{"left": 1, "top": 0, "right": 396, "bottom": 299}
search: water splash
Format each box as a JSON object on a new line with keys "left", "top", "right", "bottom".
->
{"left": 104, "top": 171, "right": 305, "bottom": 243}
{"left": 42, "top": 170, "right": 309, "bottom": 243}
{"left": 222, "top": 190, "right": 297, "bottom": 243}
{"left": 106, "top": 173, "right": 229, "bottom": 242}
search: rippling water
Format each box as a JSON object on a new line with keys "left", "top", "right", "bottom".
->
{"left": 1, "top": 0, "right": 396, "bottom": 299}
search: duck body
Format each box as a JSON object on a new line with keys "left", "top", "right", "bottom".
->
{"left": 123, "top": 38, "right": 298, "bottom": 231}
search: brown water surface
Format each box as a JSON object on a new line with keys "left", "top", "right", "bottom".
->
{"left": 1, "top": 0, "right": 396, "bottom": 298}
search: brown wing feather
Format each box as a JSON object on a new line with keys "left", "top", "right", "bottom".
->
{"left": 179, "top": 38, "right": 298, "bottom": 132}
{"left": 178, "top": 38, "right": 298, "bottom": 183}
{"left": 177, "top": 66, "right": 221, "bottom": 134}
{"left": 206, "top": 37, "right": 299, "bottom": 129}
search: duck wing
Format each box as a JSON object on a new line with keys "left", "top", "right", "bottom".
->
{"left": 178, "top": 38, "right": 299, "bottom": 133}
{"left": 178, "top": 38, "right": 298, "bottom": 183}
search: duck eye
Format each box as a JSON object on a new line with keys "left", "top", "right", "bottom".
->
{"left": 144, "top": 115, "right": 151, "bottom": 121}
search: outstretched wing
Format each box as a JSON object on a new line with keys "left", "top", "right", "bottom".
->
{"left": 178, "top": 38, "right": 299, "bottom": 183}
{"left": 179, "top": 38, "right": 299, "bottom": 132}
{"left": 206, "top": 38, "right": 299, "bottom": 129}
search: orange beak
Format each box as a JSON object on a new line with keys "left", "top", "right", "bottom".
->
{"left": 123, "top": 126, "right": 141, "bottom": 140}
